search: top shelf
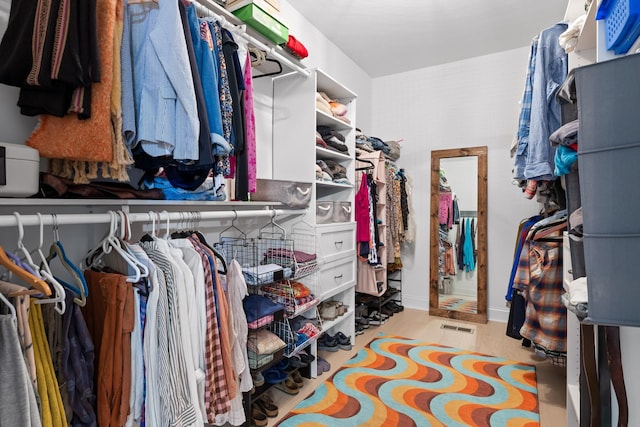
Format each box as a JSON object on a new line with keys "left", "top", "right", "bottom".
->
{"left": 316, "top": 69, "right": 357, "bottom": 100}
{"left": 0, "top": 199, "right": 281, "bottom": 207}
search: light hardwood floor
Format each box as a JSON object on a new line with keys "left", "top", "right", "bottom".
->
{"left": 259, "top": 308, "right": 566, "bottom": 426}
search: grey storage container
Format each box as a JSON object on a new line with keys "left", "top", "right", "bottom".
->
{"left": 251, "top": 179, "right": 312, "bottom": 208}
{"left": 575, "top": 53, "right": 640, "bottom": 326}
{"left": 316, "top": 201, "right": 333, "bottom": 224}
{"left": 332, "top": 201, "right": 352, "bottom": 223}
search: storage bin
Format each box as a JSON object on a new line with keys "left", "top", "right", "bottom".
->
{"left": 599, "top": 0, "right": 640, "bottom": 53}
{"left": 316, "top": 202, "right": 333, "bottom": 224}
{"left": 232, "top": 3, "right": 288, "bottom": 45}
{"left": 583, "top": 233, "right": 640, "bottom": 326}
{"left": 0, "top": 142, "right": 40, "bottom": 197}
{"left": 575, "top": 53, "right": 640, "bottom": 326}
{"left": 576, "top": 54, "right": 640, "bottom": 234}
{"left": 251, "top": 179, "right": 311, "bottom": 208}
{"left": 332, "top": 201, "right": 351, "bottom": 223}
{"left": 226, "top": 0, "right": 280, "bottom": 17}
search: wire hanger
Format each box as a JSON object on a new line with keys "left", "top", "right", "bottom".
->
{"left": 220, "top": 210, "right": 247, "bottom": 242}
{"left": 47, "top": 214, "right": 87, "bottom": 306}
{"left": 355, "top": 158, "right": 375, "bottom": 171}
{"left": 13, "top": 212, "right": 66, "bottom": 314}
{"left": 258, "top": 209, "right": 287, "bottom": 239}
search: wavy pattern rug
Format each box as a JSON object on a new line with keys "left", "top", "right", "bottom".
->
{"left": 276, "top": 335, "right": 539, "bottom": 427}
{"left": 439, "top": 296, "right": 478, "bottom": 314}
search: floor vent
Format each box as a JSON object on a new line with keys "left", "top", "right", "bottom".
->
{"left": 441, "top": 324, "right": 475, "bottom": 334}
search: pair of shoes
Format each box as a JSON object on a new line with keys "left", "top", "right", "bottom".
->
{"left": 262, "top": 367, "right": 288, "bottom": 384}
{"left": 387, "top": 301, "right": 404, "bottom": 312}
{"left": 355, "top": 323, "right": 365, "bottom": 335}
{"left": 380, "top": 305, "right": 395, "bottom": 317}
{"left": 326, "top": 332, "right": 352, "bottom": 351}
{"left": 275, "top": 377, "right": 300, "bottom": 395}
{"left": 317, "top": 356, "right": 331, "bottom": 374}
{"left": 355, "top": 316, "right": 370, "bottom": 329}
{"left": 289, "top": 370, "right": 304, "bottom": 387}
{"left": 251, "top": 403, "right": 268, "bottom": 426}
{"left": 288, "top": 355, "right": 308, "bottom": 368}
{"left": 252, "top": 370, "right": 265, "bottom": 387}
{"left": 367, "top": 311, "right": 387, "bottom": 326}
{"left": 255, "top": 394, "right": 278, "bottom": 418}
{"left": 317, "top": 334, "right": 339, "bottom": 352}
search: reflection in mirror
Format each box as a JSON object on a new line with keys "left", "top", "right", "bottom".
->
{"left": 430, "top": 146, "right": 487, "bottom": 323}
{"left": 438, "top": 157, "right": 478, "bottom": 313}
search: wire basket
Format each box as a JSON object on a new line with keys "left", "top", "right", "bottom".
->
{"left": 260, "top": 279, "right": 319, "bottom": 317}
{"left": 226, "top": 237, "right": 295, "bottom": 287}
{"left": 270, "top": 309, "right": 322, "bottom": 357}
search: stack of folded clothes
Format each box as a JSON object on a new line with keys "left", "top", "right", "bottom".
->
{"left": 263, "top": 248, "right": 318, "bottom": 277}
{"left": 315, "top": 92, "right": 350, "bottom": 124}
{"left": 242, "top": 263, "right": 292, "bottom": 285}
{"left": 317, "top": 126, "right": 349, "bottom": 155}
{"left": 316, "top": 159, "right": 350, "bottom": 185}
{"left": 260, "top": 281, "right": 317, "bottom": 315}
{"left": 247, "top": 329, "right": 287, "bottom": 369}
{"left": 355, "top": 128, "right": 401, "bottom": 161}
{"left": 244, "top": 294, "right": 285, "bottom": 326}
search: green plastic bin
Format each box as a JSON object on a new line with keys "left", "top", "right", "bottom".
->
{"left": 232, "top": 3, "right": 288, "bottom": 45}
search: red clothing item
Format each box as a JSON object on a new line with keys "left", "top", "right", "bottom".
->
{"left": 355, "top": 173, "right": 371, "bottom": 242}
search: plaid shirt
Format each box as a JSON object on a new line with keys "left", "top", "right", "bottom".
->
{"left": 513, "top": 36, "right": 539, "bottom": 180}
{"left": 516, "top": 237, "right": 567, "bottom": 353}
{"left": 188, "top": 238, "right": 231, "bottom": 420}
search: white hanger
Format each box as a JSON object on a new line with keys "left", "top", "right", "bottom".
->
{"left": 23, "top": 213, "right": 67, "bottom": 314}
{"left": 116, "top": 211, "right": 149, "bottom": 279}
{"left": 0, "top": 291, "right": 16, "bottom": 320}
{"left": 161, "top": 210, "right": 171, "bottom": 240}
{"left": 88, "top": 211, "right": 142, "bottom": 283}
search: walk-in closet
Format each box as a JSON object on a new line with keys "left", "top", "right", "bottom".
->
{"left": 1, "top": 0, "right": 639, "bottom": 426}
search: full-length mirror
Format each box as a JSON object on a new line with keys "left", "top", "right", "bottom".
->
{"left": 429, "top": 146, "right": 487, "bottom": 323}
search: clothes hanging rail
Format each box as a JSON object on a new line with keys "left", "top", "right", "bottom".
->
{"left": 0, "top": 209, "right": 306, "bottom": 228}
{"left": 191, "top": 0, "right": 310, "bottom": 77}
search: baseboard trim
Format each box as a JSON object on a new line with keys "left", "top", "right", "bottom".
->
{"left": 488, "top": 307, "right": 510, "bottom": 323}
{"left": 402, "top": 296, "right": 428, "bottom": 311}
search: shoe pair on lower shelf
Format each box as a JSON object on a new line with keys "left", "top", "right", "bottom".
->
{"left": 318, "top": 331, "right": 352, "bottom": 351}
{"left": 252, "top": 394, "right": 279, "bottom": 426}
{"left": 367, "top": 310, "right": 388, "bottom": 326}
{"left": 275, "top": 370, "right": 304, "bottom": 395}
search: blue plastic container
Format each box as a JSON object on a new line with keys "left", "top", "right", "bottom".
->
{"left": 602, "top": 0, "right": 640, "bottom": 53}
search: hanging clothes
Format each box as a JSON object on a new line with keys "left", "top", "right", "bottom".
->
{"left": 0, "top": 313, "right": 42, "bottom": 426}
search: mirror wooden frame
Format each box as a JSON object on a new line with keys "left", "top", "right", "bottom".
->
{"left": 429, "top": 146, "right": 488, "bottom": 324}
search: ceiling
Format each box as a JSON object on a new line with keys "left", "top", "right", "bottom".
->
{"left": 288, "top": 0, "right": 568, "bottom": 78}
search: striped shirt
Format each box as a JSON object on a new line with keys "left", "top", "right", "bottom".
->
{"left": 141, "top": 242, "right": 199, "bottom": 427}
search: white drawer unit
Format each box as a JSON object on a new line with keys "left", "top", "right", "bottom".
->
{"left": 318, "top": 255, "right": 356, "bottom": 299}
{"left": 317, "top": 222, "right": 355, "bottom": 263}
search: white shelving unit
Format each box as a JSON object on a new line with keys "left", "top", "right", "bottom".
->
{"left": 272, "top": 69, "right": 358, "bottom": 347}
{"left": 563, "top": 1, "right": 640, "bottom": 424}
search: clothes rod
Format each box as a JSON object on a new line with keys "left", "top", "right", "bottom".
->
{"left": 191, "top": 0, "right": 310, "bottom": 77}
{"left": 0, "top": 209, "right": 306, "bottom": 228}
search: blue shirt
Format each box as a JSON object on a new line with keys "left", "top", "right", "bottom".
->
{"left": 524, "top": 23, "right": 568, "bottom": 181}
{"left": 513, "top": 36, "right": 539, "bottom": 180}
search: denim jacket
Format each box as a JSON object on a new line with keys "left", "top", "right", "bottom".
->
{"left": 522, "top": 23, "right": 568, "bottom": 181}
{"left": 121, "top": 0, "right": 199, "bottom": 161}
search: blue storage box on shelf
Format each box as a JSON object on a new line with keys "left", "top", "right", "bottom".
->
{"left": 597, "top": 0, "right": 640, "bottom": 54}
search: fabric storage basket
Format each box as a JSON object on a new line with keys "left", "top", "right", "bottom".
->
{"left": 575, "top": 53, "right": 640, "bottom": 326}
{"left": 251, "top": 179, "right": 311, "bottom": 208}
{"left": 332, "top": 201, "right": 351, "bottom": 223}
{"left": 316, "top": 202, "right": 333, "bottom": 224}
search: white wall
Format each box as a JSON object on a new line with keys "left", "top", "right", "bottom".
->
{"left": 371, "top": 47, "right": 541, "bottom": 322}
{"left": 278, "top": 0, "right": 372, "bottom": 131}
